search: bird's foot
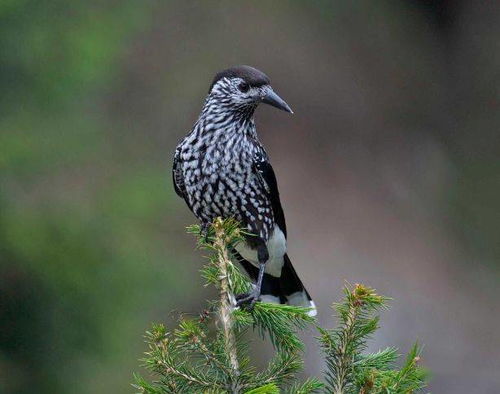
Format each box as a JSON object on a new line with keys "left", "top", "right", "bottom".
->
{"left": 235, "top": 290, "right": 260, "bottom": 310}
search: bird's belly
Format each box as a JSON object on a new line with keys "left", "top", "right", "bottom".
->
{"left": 234, "top": 226, "right": 286, "bottom": 277}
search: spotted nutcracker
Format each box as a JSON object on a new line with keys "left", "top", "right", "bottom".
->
{"left": 173, "top": 65, "right": 316, "bottom": 316}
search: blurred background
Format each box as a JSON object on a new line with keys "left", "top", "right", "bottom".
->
{"left": 1, "top": 1, "right": 499, "bottom": 393}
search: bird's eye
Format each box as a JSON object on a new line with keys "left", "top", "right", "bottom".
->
{"left": 238, "top": 82, "right": 250, "bottom": 93}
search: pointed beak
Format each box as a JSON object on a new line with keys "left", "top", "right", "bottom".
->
{"left": 262, "top": 89, "right": 293, "bottom": 114}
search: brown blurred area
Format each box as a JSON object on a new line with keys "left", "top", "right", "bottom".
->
{"left": 1, "top": 1, "right": 499, "bottom": 393}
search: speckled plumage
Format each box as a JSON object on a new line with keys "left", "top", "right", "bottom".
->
{"left": 174, "top": 71, "right": 275, "bottom": 239}
{"left": 172, "top": 66, "right": 316, "bottom": 315}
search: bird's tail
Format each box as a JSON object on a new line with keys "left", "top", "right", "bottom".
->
{"left": 278, "top": 254, "right": 316, "bottom": 316}
{"left": 236, "top": 252, "right": 317, "bottom": 317}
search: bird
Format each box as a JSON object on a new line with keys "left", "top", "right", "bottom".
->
{"left": 172, "top": 65, "right": 316, "bottom": 316}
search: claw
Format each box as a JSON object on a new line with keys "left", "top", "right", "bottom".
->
{"left": 235, "top": 291, "right": 260, "bottom": 310}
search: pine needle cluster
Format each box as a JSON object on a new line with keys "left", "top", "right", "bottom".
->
{"left": 318, "top": 284, "right": 427, "bottom": 394}
{"left": 134, "top": 218, "right": 428, "bottom": 393}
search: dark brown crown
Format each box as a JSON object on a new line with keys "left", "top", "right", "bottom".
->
{"left": 209, "top": 65, "right": 270, "bottom": 92}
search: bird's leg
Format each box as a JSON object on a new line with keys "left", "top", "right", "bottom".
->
{"left": 236, "top": 244, "right": 268, "bottom": 309}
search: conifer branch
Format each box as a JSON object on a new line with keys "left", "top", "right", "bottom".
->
{"left": 134, "top": 220, "right": 428, "bottom": 394}
{"left": 319, "top": 284, "right": 427, "bottom": 394}
{"left": 325, "top": 284, "right": 385, "bottom": 393}
{"left": 213, "top": 217, "right": 241, "bottom": 392}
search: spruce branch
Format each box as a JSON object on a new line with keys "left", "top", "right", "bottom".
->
{"left": 252, "top": 303, "right": 315, "bottom": 351}
{"left": 286, "top": 378, "right": 325, "bottom": 394}
{"left": 320, "top": 284, "right": 386, "bottom": 394}
{"left": 135, "top": 218, "right": 316, "bottom": 393}
{"left": 213, "top": 217, "right": 241, "bottom": 392}
{"left": 138, "top": 323, "right": 223, "bottom": 392}
{"left": 244, "top": 383, "right": 280, "bottom": 394}
{"left": 319, "top": 284, "right": 427, "bottom": 394}
{"left": 135, "top": 220, "right": 428, "bottom": 393}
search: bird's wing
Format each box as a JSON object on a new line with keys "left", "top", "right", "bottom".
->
{"left": 172, "top": 147, "right": 187, "bottom": 199}
{"left": 253, "top": 151, "right": 287, "bottom": 238}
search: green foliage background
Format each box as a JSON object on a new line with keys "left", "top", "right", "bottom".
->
{"left": 0, "top": 2, "right": 175, "bottom": 392}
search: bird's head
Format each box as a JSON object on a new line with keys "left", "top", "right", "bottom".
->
{"left": 207, "top": 65, "right": 293, "bottom": 115}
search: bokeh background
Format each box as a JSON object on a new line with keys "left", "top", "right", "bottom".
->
{"left": 1, "top": 1, "right": 499, "bottom": 393}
